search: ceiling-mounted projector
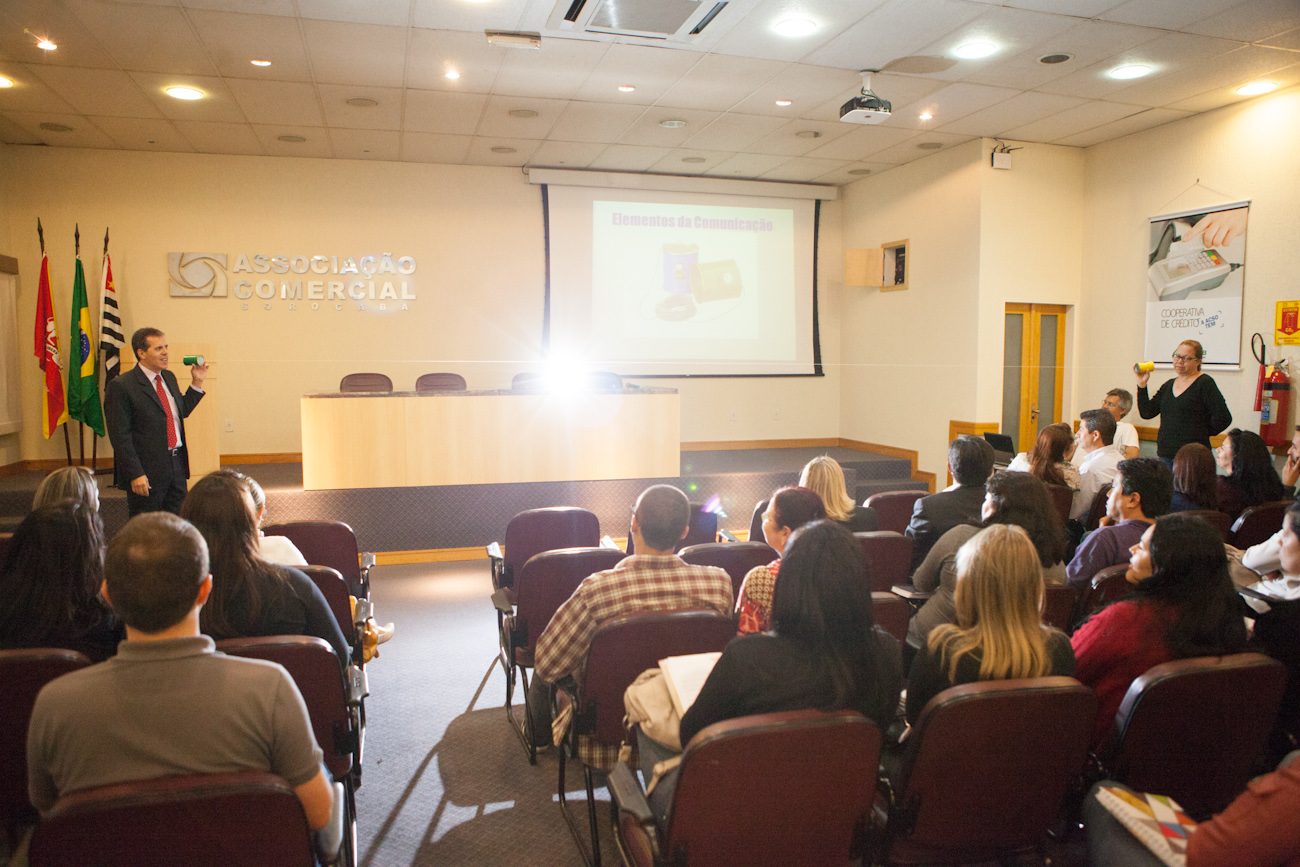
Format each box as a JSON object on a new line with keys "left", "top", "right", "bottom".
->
{"left": 840, "top": 69, "right": 892, "bottom": 125}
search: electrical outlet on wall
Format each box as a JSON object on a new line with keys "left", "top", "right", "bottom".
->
{"left": 730, "top": 410, "right": 737, "bottom": 422}
{"left": 773, "top": 411, "right": 780, "bottom": 421}
{"left": 224, "top": 419, "right": 234, "bottom": 432}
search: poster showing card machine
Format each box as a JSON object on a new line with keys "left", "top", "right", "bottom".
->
{"left": 1143, "top": 201, "right": 1249, "bottom": 369}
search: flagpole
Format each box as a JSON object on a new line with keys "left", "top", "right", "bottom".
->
{"left": 37, "top": 219, "right": 74, "bottom": 465}
{"left": 74, "top": 225, "right": 85, "bottom": 467}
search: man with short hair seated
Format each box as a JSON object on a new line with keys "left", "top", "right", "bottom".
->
{"left": 26, "top": 512, "right": 333, "bottom": 830}
{"left": 1067, "top": 458, "right": 1172, "bottom": 589}
{"left": 905, "top": 436, "right": 995, "bottom": 572}
{"left": 531, "top": 485, "right": 733, "bottom": 769}
{"left": 1071, "top": 409, "right": 1123, "bottom": 523}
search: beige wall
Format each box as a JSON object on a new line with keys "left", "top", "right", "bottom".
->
{"left": 0, "top": 142, "right": 21, "bottom": 467}
{"left": 3, "top": 147, "right": 843, "bottom": 464}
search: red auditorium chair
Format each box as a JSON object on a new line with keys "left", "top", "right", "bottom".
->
{"left": 1, "top": 649, "right": 91, "bottom": 847}
{"left": 855, "top": 531, "right": 913, "bottom": 593}
{"left": 1230, "top": 500, "right": 1292, "bottom": 549}
{"left": 300, "top": 565, "right": 364, "bottom": 663}
{"left": 1071, "top": 563, "right": 1131, "bottom": 630}
{"left": 678, "top": 541, "right": 777, "bottom": 600}
{"left": 874, "top": 678, "right": 1096, "bottom": 864}
{"left": 0, "top": 532, "right": 11, "bottom": 564}
{"left": 486, "top": 507, "right": 600, "bottom": 595}
{"left": 872, "top": 593, "right": 911, "bottom": 644}
{"left": 864, "top": 491, "right": 926, "bottom": 535}
{"left": 1099, "top": 653, "right": 1286, "bottom": 820}
{"left": 556, "top": 610, "right": 735, "bottom": 867}
{"left": 609, "top": 710, "right": 882, "bottom": 867}
{"left": 338, "top": 372, "right": 391, "bottom": 393}
{"left": 1180, "top": 509, "right": 1233, "bottom": 542}
{"left": 1045, "top": 484, "right": 1072, "bottom": 526}
{"left": 263, "top": 520, "right": 374, "bottom": 598}
{"left": 1084, "top": 484, "right": 1112, "bottom": 533}
{"left": 1042, "top": 584, "right": 1078, "bottom": 633}
{"left": 413, "top": 372, "right": 466, "bottom": 392}
{"left": 492, "top": 546, "right": 625, "bottom": 764}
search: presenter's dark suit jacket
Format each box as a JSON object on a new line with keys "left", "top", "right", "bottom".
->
{"left": 904, "top": 484, "right": 987, "bottom": 572}
{"left": 104, "top": 366, "right": 204, "bottom": 492}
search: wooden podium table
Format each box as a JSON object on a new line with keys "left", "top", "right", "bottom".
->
{"left": 300, "top": 387, "right": 680, "bottom": 490}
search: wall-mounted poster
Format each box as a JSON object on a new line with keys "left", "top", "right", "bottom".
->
{"left": 1144, "top": 200, "right": 1249, "bottom": 369}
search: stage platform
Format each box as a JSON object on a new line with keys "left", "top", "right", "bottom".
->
{"left": 1, "top": 446, "right": 926, "bottom": 556}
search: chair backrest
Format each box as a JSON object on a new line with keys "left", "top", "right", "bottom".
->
{"left": 854, "top": 531, "right": 913, "bottom": 593}
{"left": 663, "top": 710, "right": 882, "bottom": 867}
{"left": 511, "top": 372, "right": 545, "bottom": 391}
{"left": 0, "top": 532, "right": 11, "bottom": 564}
{"left": 748, "top": 498, "right": 769, "bottom": 543}
{"left": 414, "top": 372, "right": 467, "bottom": 392}
{"left": 262, "top": 521, "right": 364, "bottom": 593}
{"left": 299, "top": 565, "right": 356, "bottom": 649}
{"left": 502, "top": 508, "right": 601, "bottom": 585}
{"left": 1085, "top": 483, "right": 1112, "bottom": 532}
{"left": 1180, "top": 509, "right": 1233, "bottom": 542}
{"left": 872, "top": 593, "right": 910, "bottom": 644}
{"left": 1074, "top": 563, "right": 1131, "bottom": 629}
{"left": 679, "top": 542, "right": 778, "bottom": 600}
{"left": 1042, "top": 584, "right": 1077, "bottom": 633}
{"left": 625, "top": 504, "right": 717, "bottom": 555}
{"left": 1108, "top": 652, "right": 1287, "bottom": 819}
{"left": 29, "top": 771, "right": 314, "bottom": 867}
{"left": 0, "top": 649, "right": 92, "bottom": 835}
{"left": 1045, "top": 484, "right": 1073, "bottom": 525}
{"left": 216, "top": 636, "right": 353, "bottom": 780}
{"left": 1230, "top": 500, "right": 1291, "bottom": 549}
{"left": 338, "top": 372, "right": 392, "bottom": 393}
{"left": 864, "top": 491, "right": 926, "bottom": 535}
{"left": 578, "top": 611, "right": 735, "bottom": 747}
{"left": 884, "top": 677, "right": 1096, "bottom": 862}
{"left": 514, "top": 547, "right": 625, "bottom": 650}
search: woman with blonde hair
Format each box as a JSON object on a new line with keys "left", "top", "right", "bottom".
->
{"left": 905, "top": 523, "right": 1075, "bottom": 723}
{"left": 32, "top": 466, "right": 100, "bottom": 511}
{"left": 798, "top": 455, "right": 877, "bottom": 532}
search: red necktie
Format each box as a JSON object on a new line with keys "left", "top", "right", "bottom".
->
{"left": 155, "top": 374, "right": 178, "bottom": 449}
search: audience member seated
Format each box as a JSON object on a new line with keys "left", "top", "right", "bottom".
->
{"left": 1067, "top": 458, "right": 1172, "bottom": 590}
{"left": 180, "top": 473, "right": 350, "bottom": 668}
{"left": 1083, "top": 751, "right": 1300, "bottom": 867}
{"left": 798, "top": 455, "right": 876, "bottom": 532}
{"left": 905, "top": 436, "right": 995, "bottom": 571}
{"left": 735, "top": 486, "right": 825, "bottom": 634}
{"left": 1071, "top": 409, "right": 1123, "bottom": 522}
{"left": 214, "top": 469, "right": 307, "bottom": 566}
{"left": 0, "top": 503, "right": 122, "bottom": 662}
{"left": 1008, "top": 422, "right": 1081, "bottom": 490}
{"left": 1243, "top": 500, "right": 1300, "bottom": 750}
{"left": 908, "top": 472, "right": 1066, "bottom": 652}
{"left": 531, "top": 485, "right": 733, "bottom": 764}
{"left": 906, "top": 524, "right": 1075, "bottom": 725}
{"left": 1215, "top": 428, "right": 1285, "bottom": 523}
{"left": 637, "top": 520, "right": 903, "bottom": 822}
{"left": 1094, "top": 388, "right": 1140, "bottom": 461}
{"left": 1282, "top": 425, "right": 1300, "bottom": 499}
{"left": 1169, "top": 443, "right": 1220, "bottom": 513}
{"left": 31, "top": 466, "right": 100, "bottom": 512}
{"left": 25, "top": 512, "right": 333, "bottom": 831}
{"left": 1071, "top": 514, "right": 1248, "bottom": 747}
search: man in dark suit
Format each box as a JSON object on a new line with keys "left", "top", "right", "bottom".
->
{"left": 905, "top": 436, "right": 996, "bottom": 571}
{"left": 105, "top": 328, "right": 209, "bottom": 516}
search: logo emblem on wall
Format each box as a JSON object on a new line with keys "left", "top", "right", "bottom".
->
{"left": 168, "top": 253, "right": 228, "bottom": 297}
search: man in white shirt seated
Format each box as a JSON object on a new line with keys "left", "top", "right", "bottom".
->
{"left": 1072, "top": 389, "right": 1140, "bottom": 464}
{"left": 1070, "top": 409, "right": 1123, "bottom": 522}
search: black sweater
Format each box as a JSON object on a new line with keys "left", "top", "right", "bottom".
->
{"left": 1138, "top": 375, "right": 1231, "bottom": 459}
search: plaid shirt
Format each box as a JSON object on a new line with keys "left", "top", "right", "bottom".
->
{"left": 535, "top": 554, "right": 734, "bottom": 771}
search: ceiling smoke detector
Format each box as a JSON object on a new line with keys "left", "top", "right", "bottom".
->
{"left": 1037, "top": 53, "right": 1073, "bottom": 65}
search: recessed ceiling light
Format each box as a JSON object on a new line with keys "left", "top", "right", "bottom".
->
{"left": 509, "top": 109, "right": 538, "bottom": 118}
{"left": 847, "top": 169, "right": 872, "bottom": 175}
{"left": 445, "top": 70, "right": 461, "bottom": 80}
{"left": 660, "top": 119, "right": 687, "bottom": 129}
{"left": 491, "top": 146, "right": 517, "bottom": 154}
{"left": 166, "top": 86, "right": 204, "bottom": 100}
{"left": 773, "top": 18, "right": 817, "bottom": 37}
{"left": 37, "top": 38, "right": 57, "bottom": 51}
{"left": 919, "top": 111, "right": 933, "bottom": 121}
{"left": 277, "top": 135, "right": 306, "bottom": 143}
{"left": 1236, "top": 80, "right": 1278, "bottom": 96}
{"left": 250, "top": 59, "right": 272, "bottom": 67}
{"left": 1037, "top": 53, "right": 1073, "bottom": 65}
{"left": 617, "top": 85, "right": 636, "bottom": 92}
{"left": 682, "top": 156, "right": 706, "bottom": 164}
{"left": 775, "top": 99, "right": 792, "bottom": 106}
{"left": 795, "top": 130, "right": 821, "bottom": 139}
{"left": 0, "top": 76, "right": 12, "bottom": 89}
{"left": 346, "top": 97, "right": 378, "bottom": 107}
{"left": 40, "top": 122, "right": 73, "bottom": 132}
{"left": 955, "top": 41, "right": 997, "bottom": 59}
{"left": 1110, "top": 64, "right": 1151, "bottom": 80}
{"left": 917, "top": 141, "right": 943, "bottom": 150}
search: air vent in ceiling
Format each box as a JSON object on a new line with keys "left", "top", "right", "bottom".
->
{"left": 549, "top": 0, "right": 729, "bottom": 41}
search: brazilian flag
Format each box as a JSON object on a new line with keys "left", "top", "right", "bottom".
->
{"left": 67, "top": 238, "right": 105, "bottom": 437}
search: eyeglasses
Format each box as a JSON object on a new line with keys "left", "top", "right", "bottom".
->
{"left": 1172, "top": 354, "right": 1198, "bottom": 362}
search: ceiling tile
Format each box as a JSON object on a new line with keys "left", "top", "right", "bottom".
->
{"left": 547, "top": 101, "right": 644, "bottom": 144}
{"left": 800, "top": 125, "right": 918, "bottom": 160}
{"left": 936, "top": 90, "right": 1085, "bottom": 136}
{"left": 1000, "top": 98, "right": 1144, "bottom": 139}
{"left": 617, "top": 107, "right": 722, "bottom": 147}
{"left": 26, "top": 66, "right": 162, "bottom": 118}
{"left": 181, "top": 0, "right": 297, "bottom": 14}
{"left": 400, "top": 131, "right": 472, "bottom": 163}
{"left": 587, "top": 143, "right": 673, "bottom": 172}
{"left": 251, "top": 123, "right": 334, "bottom": 158}
{"left": 800, "top": 72, "right": 949, "bottom": 123}
{"left": 493, "top": 38, "right": 611, "bottom": 100}
{"left": 411, "top": 0, "right": 533, "bottom": 32}
{"left": 963, "top": 20, "right": 1164, "bottom": 90}
{"left": 656, "top": 54, "right": 789, "bottom": 112}
{"left": 812, "top": 161, "right": 898, "bottom": 184}
{"left": 0, "top": 1, "right": 117, "bottom": 68}
{"left": 964, "top": 0, "right": 1127, "bottom": 14}
{"left": 475, "top": 94, "right": 566, "bottom": 138}
{"left": 317, "top": 84, "right": 404, "bottom": 130}
{"left": 328, "top": 127, "right": 400, "bottom": 161}
{"left": 704, "top": 152, "right": 791, "bottom": 178}
{"left": 404, "top": 89, "right": 487, "bottom": 135}
{"left": 1106, "top": 44, "right": 1297, "bottom": 106}
{"left": 907, "top": 5, "right": 1081, "bottom": 82}
{"left": 526, "top": 139, "right": 608, "bottom": 169}
{"left": 730, "top": 64, "right": 864, "bottom": 117}
{"left": 804, "top": 0, "right": 986, "bottom": 71}
{"left": 298, "top": 0, "right": 413, "bottom": 27}
{"left": 861, "top": 131, "right": 975, "bottom": 164}
{"left": 92, "top": 116, "right": 195, "bottom": 152}
{"left": 187, "top": 10, "right": 313, "bottom": 81}
{"left": 1035, "top": 31, "right": 1244, "bottom": 100}
{"left": 1052, "top": 106, "right": 1191, "bottom": 145}
{"left": 0, "top": 113, "right": 43, "bottom": 144}
{"left": 465, "top": 135, "right": 540, "bottom": 167}
{"left": 226, "top": 79, "right": 324, "bottom": 126}
{"left": 129, "top": 72, "right": 247, "bottom": 123}
{"left": 648, "top": 148, "right": 734, "bottom": 175}
{"left": 682, "top": 113, "right": 789, "bottom": 151}
{"left": 62, "top": 1, "right": 217, "bottom": 75}
{"left": 1185, "top": 0, "right": 1300, "bottom": 42}
{"left": 572, "top": 43, "right": 701, "bottom": 105}
{"left": 1165, "top": 59, "right": 1300, "bottom": 111}
{"left": 405, "top": 29, "right": 505, "bottom": 93}
{"left": 171, "top": 119, "right": 265, "bottom": 155}
{"left": 709, "top": 0, "right": 887, "bottom": 64}
{"left": 759, "top": 156, "right": 852, "bottom": 182}
{"left": 303, "top": 20, "right": 407, "bottom": 87}
{"left": 0, "top": 64, "right": 79, "bottom": 114}
{"left": 1100, "top": 0, "right": 1243, "bottom": 31}
{"left": 1261, "top": 26, "right": 1300, "bottom": 50}
{"left": 1, "top": 110, "right": 118, "bottom": 148}
{"left": 886, "top": 82, "right": 1020, "bottom": 130}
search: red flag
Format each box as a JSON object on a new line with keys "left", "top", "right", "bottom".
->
{"left": 34, "top": 249, "right": 69, "bottom": 438}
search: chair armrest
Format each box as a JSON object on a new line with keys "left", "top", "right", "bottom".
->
{"left": 352, "top": 597, "right": 372, "bottom": 629}
{"left": 486, "top": 541, "right": 503, "bottom": 560}
{"left": 346, "top": 664, "right": 370, "bottom": 707}
{"left": 313, "top": 781, "right": 346, "bottom": 865}
{"left": 600, "top": 535, "right": 623, "bottom": 551}
{"left": 718, "top": 528, "right": 738, "bottom": 543}
{"left": 491, "top": 588, "right": 514, "bottom": 614}
{"left": 891, "top": 584, "right": 934, "bottom": 601}
{"left": 608, "top": 761, "right": 654, "bottom": 825}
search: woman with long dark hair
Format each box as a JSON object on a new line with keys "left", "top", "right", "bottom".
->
{"left": 908, "top": 471, "right": 1067, "bottom": 650}
{"left": 1072, "top": 513, "right": 1248, "bottom": 746}
{"left": 735, "top": 486, "right": 826, "bottom": 634}
{"left": 1215, "top": 428, "right": 1285, "bottom": 522}
{"left": 1169, "top": 443, "right": 1219, "bottom": 512}
{"left": 0, "top": 502, "right": 122, "bottom": 661}
{"left": 180, "top": 472, "right": 349, "bottom": 667}
{"left": 1008, "top": 423, "right": 1080, "bottom": 491}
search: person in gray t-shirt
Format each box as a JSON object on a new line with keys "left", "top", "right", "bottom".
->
{"left": 26, "top": 512, "right": 333, "bottom": 831}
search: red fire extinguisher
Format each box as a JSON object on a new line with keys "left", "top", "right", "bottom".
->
{"left": 1253, "top": 333, "right": 1291, "bottom": 447}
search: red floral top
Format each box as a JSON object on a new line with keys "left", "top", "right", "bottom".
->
{"left": 735, "top": 560, "right": 781, "bottom": 634}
